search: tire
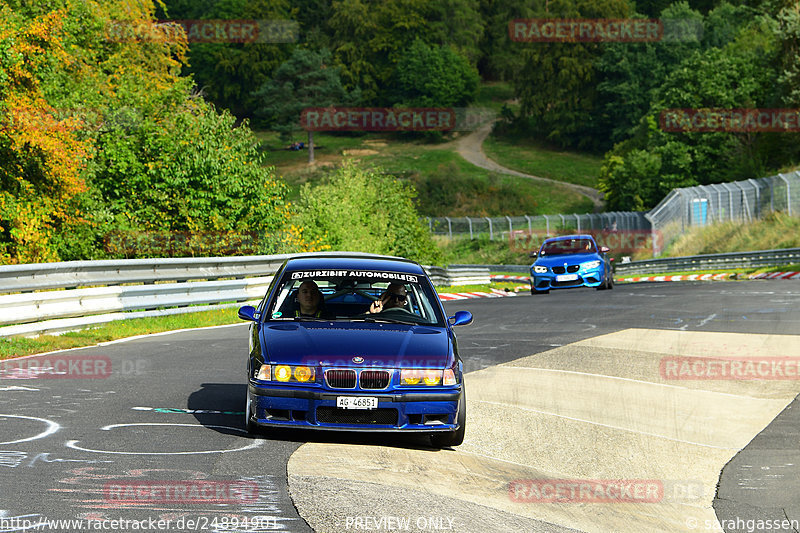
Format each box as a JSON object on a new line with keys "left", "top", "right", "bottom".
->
{"left": 431, "top": 389, "right": 466, "bottom": 448}
{"left": 244, "top": 394, "right": 259, "bottom": 436}
{"left": 531, "top": 288, "right": 549, "bottom": 294}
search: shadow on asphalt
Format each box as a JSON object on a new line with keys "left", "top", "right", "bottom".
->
{"left": 188, "top": 382, "right": 442, "bottom": 451}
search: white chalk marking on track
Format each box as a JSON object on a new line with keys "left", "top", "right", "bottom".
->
{"left": 65, "top": 422, "right": 262, "bottom": 455}
{"left": 0, "top": 415, "right": 61, "bottom": 445}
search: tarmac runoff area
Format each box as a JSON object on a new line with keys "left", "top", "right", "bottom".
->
{"left": 287, "top": 329, "right": 800, "bottom": 533}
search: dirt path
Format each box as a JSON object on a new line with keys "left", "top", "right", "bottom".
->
{"left": 455, "top": 121, "right": 604, "bottom": 211}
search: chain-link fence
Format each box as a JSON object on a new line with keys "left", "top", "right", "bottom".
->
{"left": 428, "top": 170, "right": 800, "bottom": 257}
{"left": 426, "top": 212, "right": 650, "bottom": 240}
{"left": 646, "top": 171, "right": 800, "bottom": 255}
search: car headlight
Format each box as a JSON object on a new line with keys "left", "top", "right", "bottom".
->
{"left": 255, "top": 364, "right": 315, "bottom": 383}
{"left": 583, "top": 260, "right": 602, "bottom": 269}
{"left": 400, "top": 369, "right": 449, "bottom": 386}
{"left": 533, "top": 265, "right": 548, "bottom": 273}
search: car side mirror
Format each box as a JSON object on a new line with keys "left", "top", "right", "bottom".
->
{"left": 238, "top": 305, "right": 258, "bottom": 321}
{"left": 448, "top": 310, "right": 473, "bottom": 327}
{"left": 600, "top": 246, "right": 610, "bottom": 253}
{"left": 529, "top": 250, "right": 539, "bottom": 258}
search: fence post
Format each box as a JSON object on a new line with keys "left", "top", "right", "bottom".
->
{"left": 466, "top": 217, "right": 473, "bottom": 239}
{"left": 734, "top": 182, "right": 751, "bottom": 221}
{"left": 747, "top": 179, "right": 761, "bottom": 218}
{"left": 543, "top": 215, "right": 550, "bottom": 236}
{"left": 506, "top": 215, "right": 513, "bottom": 236}
{"left": 428, "top": 218, "right": 432, "bottom": 232}
{"left": 559, "top": 214, "right": 565, "bottom": 230}
{"left": 485, "top": 217, "right": 493, "bottom": 240}
{"left": 575, "top": 214, "right": 581, "bottom": 233}
{"left": 445, "top": 217, "right": 452, "bottom": 239}
{"left": 524, "top": 215, "right": 532, "bottom": 235}
{"left": 778, "top": 173, "right": 792, "bottom": 216}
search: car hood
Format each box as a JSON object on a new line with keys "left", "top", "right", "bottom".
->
{"left": 261, "top": 321, "right": 451, "bottom": 368}
{"left": 534, "top": 252, "right": 600, "bottom": 267}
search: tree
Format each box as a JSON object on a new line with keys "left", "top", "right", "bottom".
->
{"left": 512, "top": 0, "right": 633, "bottom": 150}
{"left": 252, "top": 48, "right": 359, "bottom": 163}
{"left": 160, "top": 0, "right": 296, "bottom": 119}
{"left": 295, "top": 161, "right": 442, "bottom": 264}
{"left": 598, "top": 18, "right": 781, "bottom": 211}
{"left": 389, "top": 39, "right": 479, "bottom": 108}
{"left": 326, "top": 0, "right": 483, "bottom": 103}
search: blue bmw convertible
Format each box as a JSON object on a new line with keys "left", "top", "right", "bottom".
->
{"left": 237, "top": 253, "right": 472, "bottom": 447}
{"left": 530, "top": 235, "right": 614, "bottom": 294}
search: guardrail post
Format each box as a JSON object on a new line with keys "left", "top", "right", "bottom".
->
{"left": 466, "top": 217, "right": 473, "bottom": 239}
{"left": 485, "top": 217, "right": 493, "bottom": 240}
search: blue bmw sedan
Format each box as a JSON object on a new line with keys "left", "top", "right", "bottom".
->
{"left": 237, "top": 253, "right": 472, "bottom": 447}
{"left": 530, "top": 235, "right": 614, "bottom": 294}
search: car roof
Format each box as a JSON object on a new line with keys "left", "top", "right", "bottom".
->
{"left": 282, "top": 252, "right": 425, "bottom": 275}
{"left": 542, "top": 234, "right": 596, "bottom": 244}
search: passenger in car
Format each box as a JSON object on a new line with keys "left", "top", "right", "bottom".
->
{"left": 368, "top": 283, "right": 408, "bottom": 313}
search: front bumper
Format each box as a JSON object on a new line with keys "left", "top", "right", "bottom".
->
{"left": 247, "top": 383, "right": 462, "bottom": 432}
{"left": 531, "top": 267, "right": 605, "bottom": 290}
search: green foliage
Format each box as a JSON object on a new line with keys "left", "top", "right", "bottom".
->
{"left": 512, "top": 0, "right": 634, "bottom": 150}
{"left": 326, "top": 0, "right": 483, "bottom": 103}
{"left": 389, "top": 39, "right": 479, "bottom": 108}
{"left": 252, "top": 47, "right": 358, "bottom": 138}
{"left": 295, "top": 161, "right": 442, "bottom": 264}
{"left": 599, "top": 17, "right": 782, "bottom": 211}
{"left": 89, "top": 100, "right": 292, "bottom": 254}
{"left": 160, "top": 0, "right": 295, "bottom": 119}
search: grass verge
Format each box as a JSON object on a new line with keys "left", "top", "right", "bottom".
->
{"left": 483, "top": 131, "right": 602, "bottom": 188}
{"left": 0, "top": 307, "right": 242, "bottom": 361}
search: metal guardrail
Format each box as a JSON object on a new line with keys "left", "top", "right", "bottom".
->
{"left": 0, "top": 255, "right": 294, "bottom": 294}
{"left": 455, "top": 249, "right": 800, "bottom": 277}
{"left": 0, "top": 255, "right": 489, "bottom": 338}
{"left": 613, "top": 248, "right": 800, "bottom": 275}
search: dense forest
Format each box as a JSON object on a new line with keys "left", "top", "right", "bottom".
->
{"left": 1, "top": 0, "right": 798, "bottom": 264}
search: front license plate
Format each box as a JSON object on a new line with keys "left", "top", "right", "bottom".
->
{"left": 337, "top": 396, "right": 378, "bottom": 410}
{"left": 556, "top": 274, "right": 579, "bottom": 282}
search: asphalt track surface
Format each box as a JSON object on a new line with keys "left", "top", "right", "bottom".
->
{"left": 0, "top": 280, "right": 798, "bottom": 532}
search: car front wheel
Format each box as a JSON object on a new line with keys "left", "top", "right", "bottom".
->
{"left": 431, "top": 389, "right": 466, "bottom": 448}
{"left": 244, "top": 394, "right": 259, "bottom": 435}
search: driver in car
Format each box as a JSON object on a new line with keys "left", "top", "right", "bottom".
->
{"left": 368, "top": 283, "right": 408, "bottom": 314}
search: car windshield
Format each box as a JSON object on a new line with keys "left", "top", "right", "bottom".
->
{"left": 540, "top": 238, "right": 596, "bottom": 256}
{"left": 265, "top": 270, "right": 445, "bottom": 326}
